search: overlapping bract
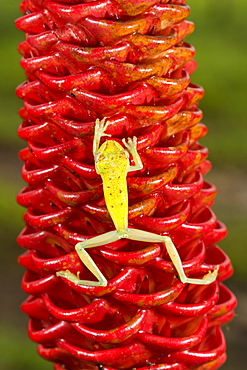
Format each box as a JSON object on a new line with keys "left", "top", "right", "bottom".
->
{"left": 16, "top": 0, "right": 236, "bottom": 369}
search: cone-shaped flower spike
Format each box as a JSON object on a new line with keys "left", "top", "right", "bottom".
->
{"left": 16, "top": 1, "right": 237, "bottom": 369}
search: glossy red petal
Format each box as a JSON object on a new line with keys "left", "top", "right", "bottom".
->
{"left": 16, "top": 1, "right": 236, "bottom": 369}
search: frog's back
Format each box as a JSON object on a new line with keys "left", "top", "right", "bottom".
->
{"left": 95, "top": 140, "right": 129, "bottom": 232}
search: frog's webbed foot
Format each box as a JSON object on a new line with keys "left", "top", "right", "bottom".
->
{"left": 93, "top": 118, "right": 111, "bottom": 155}
{"left": 56, "top": 270, "right": 107, "bottom": 287}
{"left": 122, "top": 136, "right": 137, "bottom": 155}
{"left": 95, "top": 117, "right": 111, "bottom": 138}
{"left": 122, "top": 136, "right": 143, "bottom": 172}
{"left": 179, "top": 266, "right": 219, "bottom": 285}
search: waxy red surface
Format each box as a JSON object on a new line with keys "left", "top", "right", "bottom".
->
{"left": 16, "top": 0, "right": 236, "bottom": 369}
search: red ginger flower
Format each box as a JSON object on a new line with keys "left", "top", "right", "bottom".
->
{"left": 16, "top": 0, "right": 237, "bottom": 369}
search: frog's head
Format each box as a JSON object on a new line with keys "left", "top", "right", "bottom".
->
{"left": 95, "top": 140, "right": 129, "bottom": 175}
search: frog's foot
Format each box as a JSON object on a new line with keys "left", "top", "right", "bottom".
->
{"left": 93, "top": 118, "right": 111, "bottom": 155}
{"left": 95, "top": 117, "right": 111, "bottom": 138}
{"left": 123, "top": 136, "right": 143, "bottom": 172}
{"left": 180, "top": 266, "right": 219, "bottom": 285}
{"left": 122, "top": 136, "right": 137, "bottom": 155}
{"left": 56, "top": 270, "right": 107, "bottom": 287}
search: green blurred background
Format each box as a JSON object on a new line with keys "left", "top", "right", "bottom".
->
{"left": 0, "top": 0, "right": 246, "bottom": 369}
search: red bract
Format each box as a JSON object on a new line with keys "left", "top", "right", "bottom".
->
{"left": 16, "top": 1, "right": 236, "bottom": 369}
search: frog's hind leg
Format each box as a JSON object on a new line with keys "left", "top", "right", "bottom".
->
{"left": 56, "top": 230, "right": 119, "bottom": 287}
{"left": 126, "top": 228, "right": 218, "bottom": 285}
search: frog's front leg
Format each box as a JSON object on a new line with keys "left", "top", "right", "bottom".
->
{"left": 126, "top": 228, "right": 219, "bottom": 285}
{"left": 122, "top": 136, "right": 143, "bottom": 172}
{"left": 93, "top": 117, "right": 111, "bottom": 155}
{"left": 56, "top": 230, "right": 119, "bottom": 286}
